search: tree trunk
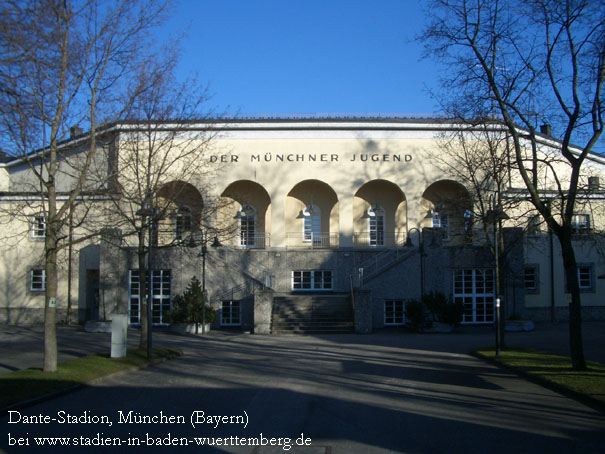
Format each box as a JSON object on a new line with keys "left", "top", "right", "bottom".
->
{"left": 43, "top": 222, "right": 58, "bottom": 372}
{"left": 138, "top": 229, "right": 148, "bottom": 350}
{"left": 558, "top": 231, "right": 586, "bottom": 370}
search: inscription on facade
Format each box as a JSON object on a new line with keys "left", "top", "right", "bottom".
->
{"left": 208, "top": 153, "right": 413, "bottom": 163}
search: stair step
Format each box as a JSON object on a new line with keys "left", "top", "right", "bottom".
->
{"left": 271, "top": 293, "right": 354, "bottom": 335}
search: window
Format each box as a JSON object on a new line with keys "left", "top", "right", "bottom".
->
{"left": 453, "top": 269, "right": 494, "bottom": 324}
{"left": 524, "top": 266, "right": 539, "bottom": 293}
{"left": 385, "top": 300, "right": 405, "bottom": 325}
{"left": 239, "top": 205, "right": 256, "bottom": 247}
{"left": 432, "top": 212, "right": 449, "bottom": 240}
{"left": 129, "top": 269, "right": 171, "bottom": 324}
{"left": 31, "top": 216, "right": 46, "bottom": 238}
{"left": 527, "top": 215, "right": 541, "bottom": 235}
{"left": 30, "top": 269, "right": 46, "bottom": 291}
{"left": 368, "top": 205, "right": 385, "bottom": 246}
{"left": 292, "top": 270, "right": 332, "bottom": 291}
{"left": 578, "top": 265, "right": 593, "bottom": 290}
{"left": 571, "top": 214, "right": 590, "bottom": 233}
{"left": 221, "top": 300, "right": 241, "bottom": 326}
{"left": 302, "top": 205, "right": 321, "bottom": 243}
{"left": 174, "top": 207, "right": 192, "bottom": 241}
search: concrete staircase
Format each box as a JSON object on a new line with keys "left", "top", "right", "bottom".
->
{"left": 271, "top": 294, "right": 354, "bottom": 334}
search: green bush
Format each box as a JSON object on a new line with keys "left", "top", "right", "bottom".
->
{"left": 405, "top": 299, "right": 423, "bottom": 330}
{"left": 423, "top": 291, "right": 448, "bottom": 321}
{"left": 439, "top": 300, "right": 464, "bottom": 326}
{"left": 422, "top": 291, "right": 464, "bottom": 326}
{"left": 166, "top": 276, "right": 216, "bottom": 324}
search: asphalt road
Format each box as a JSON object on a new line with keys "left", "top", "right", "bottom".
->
{"left": 2, "top": 325, "right": 605, "bottom": 453}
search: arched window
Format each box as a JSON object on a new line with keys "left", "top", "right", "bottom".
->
{"left": 174, "top": 206, "right": 192, "bottom": 240}
{"left": 302, "top": 205, "right": 321, "bottom": 243}
{"left": 367, "top": 205, "right": 385, "bottom": 246}
{"left": 239, "top": 205, "right": 256, "bottom": 247}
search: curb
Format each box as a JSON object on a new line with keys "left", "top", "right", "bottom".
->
{"left": 471, "top": 351, "right": 605, "bottom": 415}
{"left": 1, "top": 349, "right": 183, "bottom": 414}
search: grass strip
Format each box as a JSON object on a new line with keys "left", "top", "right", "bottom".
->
{"left": 0, "top": 348, "right": 181, "bottom": 410}
{"left": 475, "top": 348, "right": 605, "bottom": 405}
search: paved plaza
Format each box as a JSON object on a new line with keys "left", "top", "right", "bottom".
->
{"left": 2, "top": 323, "right": 605, "bottom": 453}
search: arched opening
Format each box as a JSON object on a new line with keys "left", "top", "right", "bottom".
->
{"left": 156, "top": 181, "right": 203, "bottom": 245}
{"left": 420, "top": 180, "right": 472, "bottom": 244}
{"left": 286, "top": 180, "right": 339, "bottom": 248}
{"left": 353, "top": 180, "right": 406, "bottom": 247}
{"left": 219, "top": 180, "right": 271, "bottom": 248}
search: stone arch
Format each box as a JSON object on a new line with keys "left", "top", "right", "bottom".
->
{"left": 420, "top": 180, "right": 472, "bottom": 244}
{"left": 286, "top": 179, "right": 339, "bottom": 247}
{"left": 156, "top": 181, "right": 203, "bottom": 244}
{"left": 353, "top": 179, "right": 407, "bottom": 247}
{"left": 219, "top": 180, "right": 271, "bottom": 248}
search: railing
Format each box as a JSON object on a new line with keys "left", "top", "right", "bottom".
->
{"left": 286, "top": 232, "right": 339, "bottom": 249}
{"left": 353, "top": 231, "right": 406, "bottom": 248}
{"left": 358, "top": 245, "right": 416, "bottom": 281}
{"left": 213, "top": 280, "right": 263, "bottom": 304}
{"left": 238, "top": 233, "right": 271, "bottom": 249}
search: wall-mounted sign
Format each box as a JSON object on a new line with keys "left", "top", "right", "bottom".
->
{"left": 209, "top": 153, "right": 413, "bottom": 163}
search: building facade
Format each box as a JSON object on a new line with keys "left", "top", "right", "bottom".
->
{"left": 1, "top": 118, "right": 604, "bottom": 331}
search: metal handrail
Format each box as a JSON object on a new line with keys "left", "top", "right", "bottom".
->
{"left": 353, "top": 231, "right": 406, "bottom": 247}
{"left": 285, "top": 232, "right": 339, "bottom": 249}
{"left": 238, "top": 233, "right": 271, "bottom": 249}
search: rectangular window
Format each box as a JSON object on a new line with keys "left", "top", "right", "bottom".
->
{"left": 240, "top": 216, "right": 256, "bottom": 247}
{"left": 369, "top": 213, "right": 385, "bottom": 246}
{"left": 129, "top": 269, "right": 171, "bottom": 324}
{"left": 453, "top": 269, "right": 494, "bottom": 324}
{"left": 30, "top": 269, "right": 46, "bottom": 291}
{"left": 571, "top": 214, "right": 590, "bottom": 233}
{"left": 221, "top": 300, "right": 241, "bottom": 326}
{"left": 31, "top": 216, "right": 46, "bottom": 238}
{"left": 292, "top": 270, "right": 332, "bottom": 291}
{"left": 578, "top": 265, "right": 593, "bottom": 290}
{"left": 385, "top": 300, "right": 404, "bottom": 325}
{"left": 524, "top": 266, "right": 539, "bottom": 293}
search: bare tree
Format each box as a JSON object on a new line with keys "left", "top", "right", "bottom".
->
{"left": 0, "top": 0, "right": 172, "bottom": 372}
{"left": 432, "top": 122, "right": 536, "bottom": 341}
{"left": 96, "top": 65, "right": 228, "bottom": 350}
{"left": 421, "top": 0, "right": 604, "bottom": 369}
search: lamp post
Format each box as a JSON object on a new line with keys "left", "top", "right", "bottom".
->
{"left": 406, "top": 227, "right": 425, "bottom": 329}
{"left": 188, "top": 229, "right": 221, "bottom": 334}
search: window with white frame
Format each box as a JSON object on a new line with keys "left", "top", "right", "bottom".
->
{"left": 453, "top": 269, "right": 495, "bottom": 324}
{"left": 30, "top": 269, "right": 46, "bottom": 291}
{"left": 174, "top": 206, "right": 192, "bottom": 241}
{"left": 239, "top": 205, "right": 256, "bottom": 247}
{"left": 432, "top": 212, "right": 449, "bottom": 240}
{"left": 221, "top": 300, "right": 241, "bottom": 326}
{"left": 31, "top": 216, "right": 46, "bottom": 238}
{"left": 571, "top": 214, "right": 590, "bottom": 233}
{"left": 129, "top": 269, "right": 172, "bottom": 324}
{"left": 384, "top": 300, "right": 404, "bottom": 325}
{"left": 302, "top": 205, "right": 321, "bottom": 243}
{"left": 524, "top": 265, "right": 539, "bottom": 293}
{"left": 368, "top": 205, "right": 385, "bottom": 246}
{"left": 292, "top": 270, "right": 332, "bottom": 291}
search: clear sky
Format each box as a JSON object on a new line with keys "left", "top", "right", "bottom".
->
{"left": 163, "top": 0, "right": 440, "bottom": 117}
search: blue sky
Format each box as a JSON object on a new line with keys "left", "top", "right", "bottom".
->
{"left": 163, "top": 0, "right": 440, "bottom": 117}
